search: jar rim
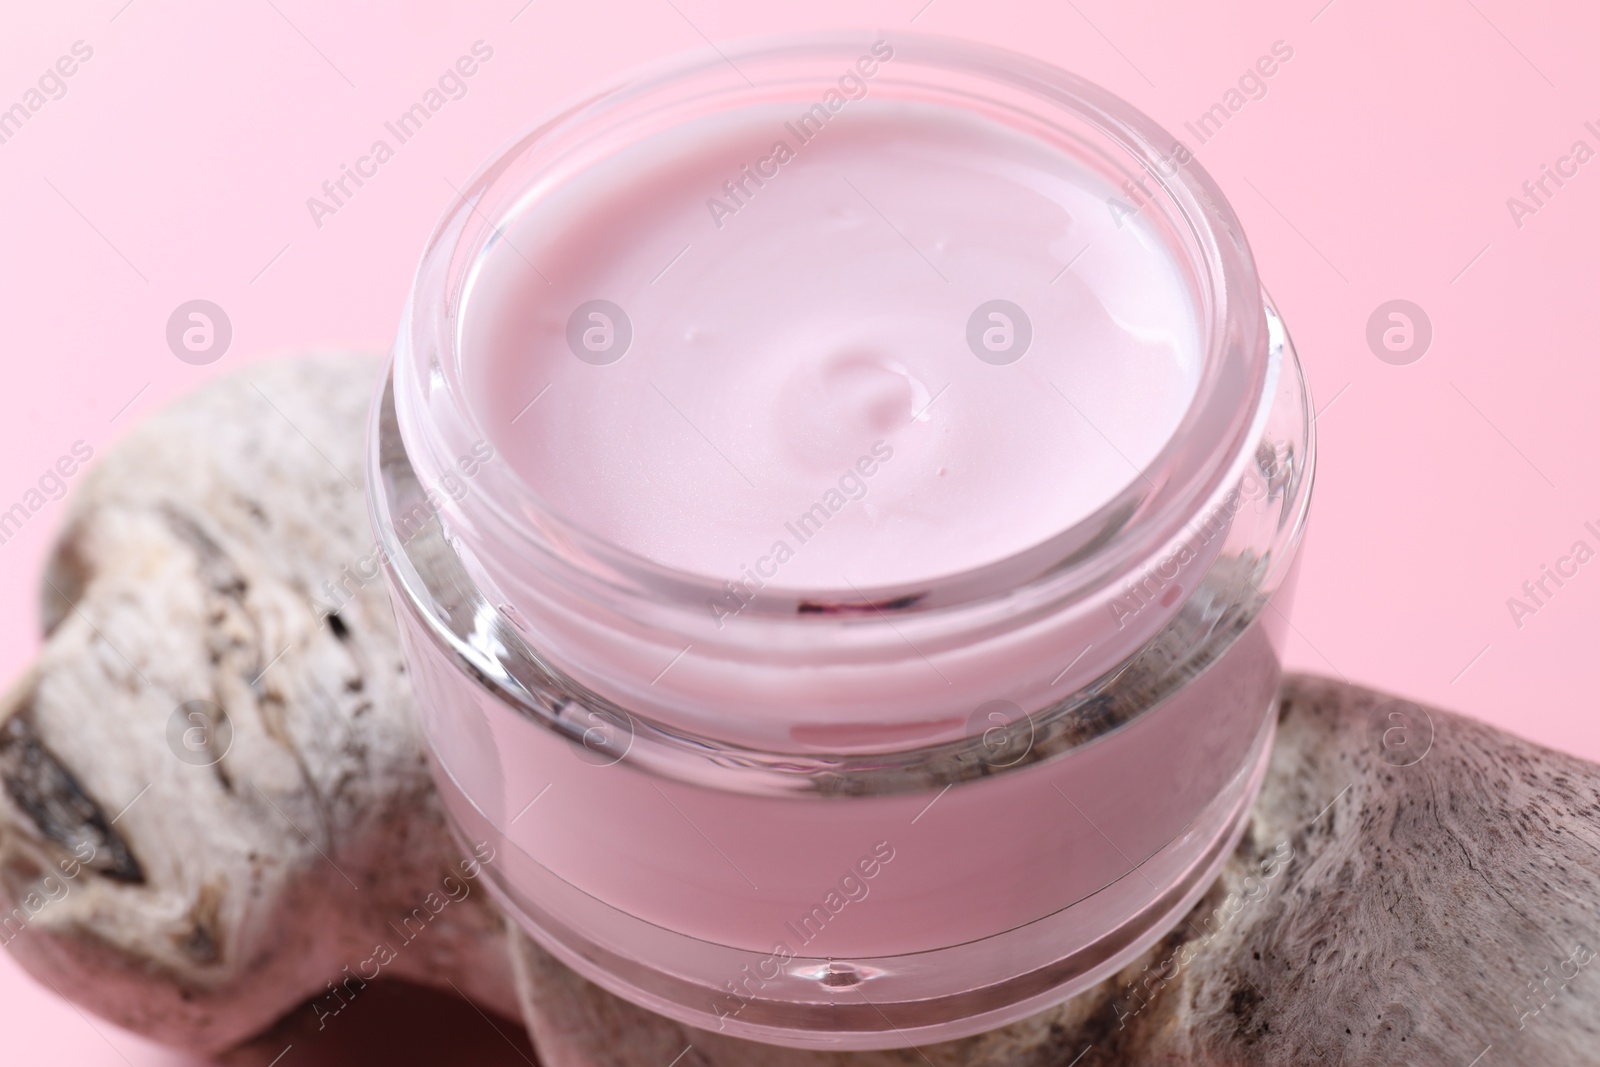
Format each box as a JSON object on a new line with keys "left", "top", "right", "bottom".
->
{"left": 369, "top": 342, "right": 1309, "bottom": 790}
{"left": 391, "top": 30, "right": 1270, "bottom": 623}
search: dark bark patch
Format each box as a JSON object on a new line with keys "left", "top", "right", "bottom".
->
{"left": 0, "top": 701, "right": 144, "bottom": 884}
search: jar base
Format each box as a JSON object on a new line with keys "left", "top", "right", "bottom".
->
{"left": 433, "top": 706, "right": 1276, "bottom": 1051}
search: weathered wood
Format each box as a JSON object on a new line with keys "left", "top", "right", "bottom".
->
{"left": 3, "top": 354, "right": 1597, "bottom": 1065}
{"left": 515, "top": 676, "right": 1600, "bottom": 1065}
{"left": 0, "top": 356, "right": 517, "bottom": 1054}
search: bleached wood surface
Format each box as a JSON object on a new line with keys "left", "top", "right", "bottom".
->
{"left": 2, "top": 355, "right": 1596, "bottom": 1065}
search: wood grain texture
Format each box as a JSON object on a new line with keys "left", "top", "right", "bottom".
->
{"left": 513, "top": 676, "right": 1600, "bottom": 1065}
{"left": 0, "top": 356, "right": 516, "bottom": 1054}
{"left": 2, "top": 354, "right": 1596, "bottom": 1065}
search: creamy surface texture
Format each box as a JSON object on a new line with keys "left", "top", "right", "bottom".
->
{"left": 464, "top": 101, "right": 1202, "bottom": 589}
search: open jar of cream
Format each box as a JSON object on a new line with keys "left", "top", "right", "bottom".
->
{"left": 369, "top": 32, "right": 1313, "bottom": 1050}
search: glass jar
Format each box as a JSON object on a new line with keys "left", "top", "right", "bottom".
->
{"left": 369, "top": 31, "right": 1313, "bottom": 1050}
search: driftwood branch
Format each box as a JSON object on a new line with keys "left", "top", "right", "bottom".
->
{"left": 2, "top": 354, "right": 1597, "bottom": 1065}
{"left": 0, "top": 356, "right": 517, "bottom": 1053}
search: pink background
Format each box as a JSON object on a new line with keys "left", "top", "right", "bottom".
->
{"left": 2, "top": 0, "right": 1595, "bottom": 1061}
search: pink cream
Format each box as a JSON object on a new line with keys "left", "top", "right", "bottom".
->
{"left": 465, "top": 102, "right": 1202, "bottom": 591}
{"left": 378, "top": 36, "right": 1311, "bottom": 1048}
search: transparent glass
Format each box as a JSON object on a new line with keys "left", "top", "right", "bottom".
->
{"left": 369, "top": 32, "right": 1314, "bottom": 1050}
